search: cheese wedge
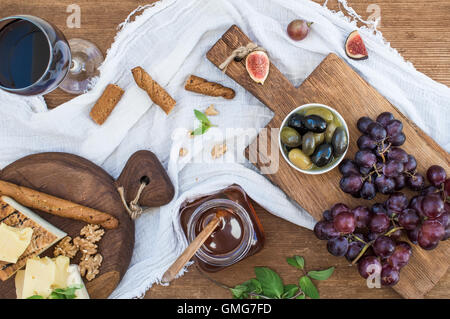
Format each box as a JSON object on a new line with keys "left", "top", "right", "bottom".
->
{"left": 0, "top": 196, "right": 66, "bottom": 281}
{"left": 0, "top": 223, "right": 33, "bottom": 263}
{"left": 67, "top": 265, "right": 90, "bottom": 299}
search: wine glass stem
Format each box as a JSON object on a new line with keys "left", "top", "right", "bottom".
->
{"left": 70, "top": 57, "right": 85, "bottom": 74}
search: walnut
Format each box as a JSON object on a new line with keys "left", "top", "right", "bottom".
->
{"left": 73, "top": 236, "right": 98, "bottom": 256}
{"left": 80, "top": 224, "right": 105, "bottom": 243}
{"left": 179, "top": 148, "right": 188, "bottom": 157}
{"left": 53, "top": 236, "right": 79, "bottom": 259}
{"left": 204, "top": 104, "right": 219, "bottom": 116}
{"left": 79, "top": 254, "right": 103, "bottom": 281}
{"left": 211, "top": 143, "right": 227, "bottom": 159}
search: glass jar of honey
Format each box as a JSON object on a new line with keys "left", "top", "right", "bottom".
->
{"left": 179, "top": 185, "right": 265, "bottom": 272}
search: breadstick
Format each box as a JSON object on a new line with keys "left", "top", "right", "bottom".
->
{"left": 185, "top": 75, "right": 235, "bottom": 99}
{"left": 90, "top": 84, "right": 125, "bottom": 125}
{"left": 0, "top": 180, "right": 119, "bottom": 229}
{"left": 131, "top": 66, "right": 176, "bottom": 115}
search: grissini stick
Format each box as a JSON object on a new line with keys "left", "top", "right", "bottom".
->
{"left": 0, "top": 180, "right": 119, "bottom": 229}
{"left": 161, "top": 210, "right": 226, "bottom": 283}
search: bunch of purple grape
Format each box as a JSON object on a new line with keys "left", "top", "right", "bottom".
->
{"left": 339, "top": 112, "right": 424, "bottom": 199}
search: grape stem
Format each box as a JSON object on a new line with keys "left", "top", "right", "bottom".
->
{"left": 352, "top": 234, "right": 367, "bottom": 245}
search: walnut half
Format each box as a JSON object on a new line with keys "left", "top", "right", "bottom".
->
{"left": 79, "top": 254, "right": 103, "bottom": 282}
{"left": 53, "top": 236, "right": 79, "bottom": 259}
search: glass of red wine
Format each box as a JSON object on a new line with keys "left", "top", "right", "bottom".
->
{"left": 0, "top": 15, "right": 103, "bottom": 96}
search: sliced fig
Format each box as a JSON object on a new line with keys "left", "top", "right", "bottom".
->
{"left": 345, "top": 30, "right": 368, "bottom": 60}
{"left": 245, "top": 51, "right": 269, "bottom": 84}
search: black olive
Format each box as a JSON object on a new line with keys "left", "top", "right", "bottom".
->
{"left": 287, "top": 113, "right": 308, "bottom": 135}
{"left": 304, "top": 115, "right": 327, "bottom": 133}
{"left": 332, "top": 127, "right": 348, "bottom": 156}
{"left": 310, "top": 144, "right": 333, "bottom": 167}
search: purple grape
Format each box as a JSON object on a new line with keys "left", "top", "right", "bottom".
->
{"left": 358, "top": 256, "right": 382, "bottom": 279}
{"left": 383, "top": 160, "right": 404, "bottom": 178}
{"left": 339, "top": 159, "right": 360, "bottom": 176}
{"left": 355, "top": 150, "right": 377, "bottom": 168}
{"left": 352, "top": 206, "right": 371, "bottom": 229}
{"left": 340, "top": 174, "right": 364, "bottom": 194}
{"left": 367, "top": 122, "right": 387, "bottom": 142}
{"left": 409, "top": 195, "right": 425, "bottom": 217}
{"left": 327, "top": 237, "right": 349, "bottom": 256}
{"left": 398, "top": 209, "right": 420, "bottom": 230}
{"left": 422, "top": 194, "right": 445, "bottom": 219}
{"left": 334, "top": 211, "right": 356, "bottom": 234}
{"left": 373, "top": 236, "right": 396, "bottom": 258}
{"left": 418, "top": 220, "right": 445, "bottom": 250}
{"left": 407, "top": 227, "right": 420, "bottom": 245}
{"left": 385, "top": 120, "right": 403, "bottom": 138}
{"left": 421, "top": 185, "right": 439, "bottom": 196}
{"left": 387, "top": 147, "right": 408, "bottom": 163}
{"left": 381, "top": 264, "right": 400, "bottom": 286}
{"left": 387, "top": 242, "right": 411, "bottom": 269}
{"left": 406, "top": 173, "right": 425, "bottom": 191}
{"left": 387, "top": 225, "right": 403, "bottom": 240}
{"left": 321, "top": 222, "right": 340, "bottom": 239}
{"left": 330, "top": 203, "right": 350, "bottom": 218}
{"left": 435, "top": 212, "right": 449, "bottom": 228}
{"left": 314, "top": 220, "right": 329, "bottom": 240}
{"left": 360, "top": 181, "right": 376, "bottom": 200}
{"left": 375, "top": 175, "right": 396, "bottom": 194}
{"left": 345, "top": 241, "right": 364, "bottom": 262}
{"left": 390, "top": 132, "right": 406, "bottom": 146}
{"left": 376, "top": 112, "right": 395, "bottom": 127}
{"left": 443, "top": 225, "right": 450, "bottom": 241}
{"left": 370, "top": 213, "right": 391, "bottom": 233}
{"left": 371, "top": 203, "right": 387, "bottom": 216}
{"left": 386, "top": 192, "right": 409, "bottom": 211}
{"left": 394, "top": 174, "right": 406, "bottom": 190}
{"left": 357, "top": 116, "right": 373, "bottom": 134}
{"left": 427, "top": 165, "right": 447, "bottom": 187}
{"left": 404, "top": 155, "right": 417, "bottom": 172}
{"left": 323, "top": 210, "right": 333, "bottom": 221}
{"left": 357, "top": 135, "right": 377, "bottom": 150}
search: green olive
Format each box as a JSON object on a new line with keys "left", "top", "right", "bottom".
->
{"left": 281, "top": 127, "right": 301, "bottom": 147}
{"left": 288, "top": 148, "right": 313, "bottom": 170}
{"left": 305, "top": 108, "right": 334, "bottom": 123}
{"left": 302, "top": 132, "right": 316, "bottom": 156}
{"left": 325, "top": 122, "right": 337, "bottom": 144}
{"left": 313, "top": 133, "right": 325, "bottom": 145}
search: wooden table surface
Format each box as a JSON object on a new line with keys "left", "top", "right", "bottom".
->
{"left": 1, "top": 0, "right": 448, "bottom": 299}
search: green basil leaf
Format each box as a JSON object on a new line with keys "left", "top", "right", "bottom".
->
{"left": 295, "top": 256, "right": 305, "bottom": 269}
{"left": 48, "top": 292, "right": 65, "bottom": 299}
{"left": 245, "top": 279, "right": 262, "bottom": 294}
{"left": 27, "top": 295, "right": 44, "bottom": 299}
{"left": 287, "top": 256, "right": 304, "bottom": 269}
{"left": 191, "top": 123, "right": 210, "bottom": 136}
{"left": 194, "top": 109, "right": 211, "bottom": 125}
{"left": 254, "top": 267, "right": 284, "bottom": 299}
{"left": 299, "top": 276, "right": 319, "bottom": 299}
{"left": 230, "top": 285, "right": 248, "bottom": 299}
{"left": 281, "top": 284, "right": 299, "bottom": 299}
{"left": 296, "top": 293, "right": 306, "bottom": 299}
{"left": 307, "top": 267, "right": 335, "bottom": 281}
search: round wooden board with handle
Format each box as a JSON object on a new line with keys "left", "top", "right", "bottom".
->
{"left": 0, "top": 151, "right": 174, "bottom": 299}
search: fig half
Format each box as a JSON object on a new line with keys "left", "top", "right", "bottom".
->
{"left": 245, "top": 51, "right": 269, "bottom": 84}
{"left": 345, "top": 30, "right": 368, "bottom": 60}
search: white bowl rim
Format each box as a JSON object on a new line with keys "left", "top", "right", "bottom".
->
{"left": 279, "top": 103, "right": 350, "bottom": 175}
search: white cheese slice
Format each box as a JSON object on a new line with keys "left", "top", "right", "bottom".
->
{"left": 67, "top": 265, "right": 90, "bottom": 299}
{"left": 0, "top": 223, "right": 33, "bottom": 263}
{"left": 21, "top": 257, "right": 56, "bottom": 299}
{"left": 15, "top": 270, "right": 25, "bottom": 299}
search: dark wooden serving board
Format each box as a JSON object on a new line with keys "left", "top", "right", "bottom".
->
{"left": 207, "top": 25, "right": 450, "bottom": 299}
{"left": 0, "top": 151, "right": 174, "bottom": 299}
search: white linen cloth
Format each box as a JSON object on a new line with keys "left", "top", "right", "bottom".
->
{"left": 0, "top": 0, "right": 448, "bottom": 298}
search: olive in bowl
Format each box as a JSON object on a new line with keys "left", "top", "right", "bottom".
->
{"left": 279, "top": 103, "right": 349, "bottom": 174}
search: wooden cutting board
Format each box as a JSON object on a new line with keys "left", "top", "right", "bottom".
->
{"left": 0, "top": 150, "right": 174, "bottom": 299}
{"left": 207, "top": 25, "right": 450, "bottom": 299}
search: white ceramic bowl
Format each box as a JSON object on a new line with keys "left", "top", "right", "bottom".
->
{"left": 279, "top": 103, "right": 349, "bottom": 175}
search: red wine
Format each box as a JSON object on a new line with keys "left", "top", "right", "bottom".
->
{"left": 0, "top": 19, "right": 50, "bottom": 89}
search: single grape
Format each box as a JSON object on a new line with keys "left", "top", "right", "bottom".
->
{"left": 390, "top": 132, "right": 406, "bottom": 146}
{"left": 334, "top": 211, "right": 356, "bottom": 234}
{"left": 330, "top": 203, "right": 350, "bottom": 218}
{"left": 351, "top": 206, "right": 371, "bottom": 229}
{"left": 371, "top": 203, "right": 387, "bottom": 215}
{"left": 386, "top": 192, "right": 409, "bottom": 211}
{"left": 381, "top": 263, "right": 400, "bottom": 286}
{"left": 407, "top": 227, "right": 420, "bottom": 245}
{"left": 387, "top": 242, "right": 411, "bottom": 269}
{"left": 418, "top": 220, "right": 445, "bottom": 250}
{"left": 321, "top": 222, "right": 340, "bottom": 239}
{"left": 398, "top": 209, "right": 420, "bottom": 230}
{"left": 327, "top": 237, "right": 349, "bottom": 256}
{"left": 314, "top": 220, "right": 329, "bottom": 240}
{"left": 426, "top": 165, "right": 447, "bottom": 187}
{"left": 385, "top": 120, "right": 403, "bottom": 138}
{"left": 422, "top": 194, "right": 444, "bottom": 219}
{"left": 340, "top": 174, "right": 364, "bottom": 194}
{"left": 355, "top": 150, "right": 377, "bottom": 168}
{"left": 376, "top": 112, "right": 395, "bottom": 127}
{"left": 345, "top": 241, "right": 364, "bottom": 262}
{"left": 357, "top": 116, "right": 373, "bottom": 134}
{"left": 375, "top": 175, "right": 396, "bottom": 194}
{"left": 435, "top": 212, "right": 449, "bottom": 228}
{"left": 383, "top": 160, "right": 404, "bottom": 178}
{"left": 373, "top": 236, "right": 396, "bottom": 258}
{"left": 387, "top": 147, "right": 408, "bottom": 163}
{"left": 421, "top": 185, "right": 439, "bottom": 196}
{"left": 404, "top": 155, "right": 417, "bottom": 172}
{"left": 370, "top": 213, "right": 391, "bottom": 233}
{"left": 367, "top": 122, "right": 387, "bottom": 142}
{"left": 360, "top": 181, "right": 376, "bottom": 200}
{"left": 394, "top": 174, "right": 406, "bottom": 191}
{"left": 358, "top": 256, "right": 382, "bottom": 279}
{"left": 406, "top": 173, "right": 425, "bottom": 191}
{"left": 357, "top": 135, "right": 377, "bottom": 150}
{"left": 339, "top": 159, "right": 360, "bottom": 176}
{"left": 323, "top": 210, "right": 333, "bottom": 221}
{"left": 409, "top": 195, "right": 425, "bottom": 217}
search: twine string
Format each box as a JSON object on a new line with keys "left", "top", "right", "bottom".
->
{"left": 117, "top": 182, "right": 147, "bottom": 220}
{"left": 219, "top": 42, "right": 265, "bottom": 72}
